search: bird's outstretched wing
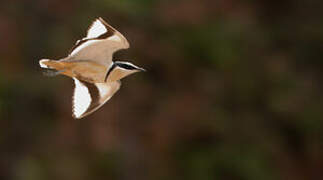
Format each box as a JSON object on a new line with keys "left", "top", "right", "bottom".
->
{"left": 67, "top": 17, "right": 129, "bottom": 66}
{"left": 72, "top": 78, "right": 121, "bottom": 119}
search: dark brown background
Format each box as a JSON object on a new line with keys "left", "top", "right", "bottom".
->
{"left": 0, "top": 0, "right": 322, "bottom": 179}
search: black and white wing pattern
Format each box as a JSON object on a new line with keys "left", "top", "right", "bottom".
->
{"left": 68, "top": 17, "right": 129, "bottom": 66}
{"left": 72, "top": 78, "right": 121, "bottom": 119}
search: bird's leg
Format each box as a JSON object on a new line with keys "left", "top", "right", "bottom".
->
{"left": 42, "top": 69, "right": 66, "bottom": 77}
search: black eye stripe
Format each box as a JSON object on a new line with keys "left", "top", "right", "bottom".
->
{"left": 105, "top": 62, "right": 139, "bottom": 82}
{"left": 115, "top": 63, "right": 137, "bottom": 70}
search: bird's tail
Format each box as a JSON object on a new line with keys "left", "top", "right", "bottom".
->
{"left": 39, "top": 59, "right": 67, "bottom": 77}
{"left": 39, "top": 59, "right": 57, "bottom": 69}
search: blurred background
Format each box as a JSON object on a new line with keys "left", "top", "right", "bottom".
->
{"left": 0, "top": 0, "right": 322, "bottom": 179}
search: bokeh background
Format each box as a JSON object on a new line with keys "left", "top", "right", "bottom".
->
{"left": 0, "top": 0, "right": 323, "bottom": 179}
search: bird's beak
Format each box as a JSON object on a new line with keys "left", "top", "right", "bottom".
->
{"left": 138, "top": 67, "right": 146, "bottom": 72}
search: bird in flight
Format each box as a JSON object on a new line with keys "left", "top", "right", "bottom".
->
{"left": 39, "top": 17, "right": 144, "bottom": 119}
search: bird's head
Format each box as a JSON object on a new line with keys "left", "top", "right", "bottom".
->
{"left": 105, "top": 61, "right": 145, "bottom": 82}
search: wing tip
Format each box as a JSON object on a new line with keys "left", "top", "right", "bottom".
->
{"left": 86, "top": 17, "right": 130, "bottom": 49}
{"left": 72, "top": 111, "right": 82, "bottom": 119}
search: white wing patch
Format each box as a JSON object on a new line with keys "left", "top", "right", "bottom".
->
{"left": 73, "top": 78, "right": 92, "bottom": 118}
{"left": 72, "top": 79, "right": 121, "bottom": 119}
{"left": 87, "top": 19, "right": 107, "bottom": 39}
